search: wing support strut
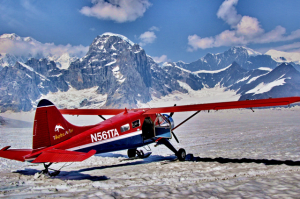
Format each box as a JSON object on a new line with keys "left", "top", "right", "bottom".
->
{"left": 98, "top": 115, "right": 106, "bottom": 121}
{"left": 172, "top": 111, "right": 200, "bottom": 131}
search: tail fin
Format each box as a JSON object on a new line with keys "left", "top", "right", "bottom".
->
{"left": 33, "top": 99, "right": 86, "bottom": 150}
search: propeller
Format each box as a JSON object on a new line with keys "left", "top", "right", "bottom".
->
{"left": 171, "top": 131, "right": 179, "bottom": 143}
{"left": 169, "top": 104, "right": 179, "bottom": 143}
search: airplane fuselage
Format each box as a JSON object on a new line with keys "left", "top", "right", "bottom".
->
{"left": 26, "top": 110, "right": 157, "bottom": 161}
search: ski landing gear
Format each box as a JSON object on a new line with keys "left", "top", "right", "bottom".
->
{"left": 155, "top": 138, "right": 186, "bottom": 161}
{"left": 40, "top": 163, "right": 61, "bottom": 177}
{"left": 126, "top": 148, "right": 152, "bottom": 160}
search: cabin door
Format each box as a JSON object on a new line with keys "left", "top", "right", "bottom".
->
{"left": 142, "top": 117, "right": 155, "bottom": 141}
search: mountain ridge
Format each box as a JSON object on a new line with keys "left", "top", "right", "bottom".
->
{"left": 0, "top": 33, "right": 300, "bottom": 112}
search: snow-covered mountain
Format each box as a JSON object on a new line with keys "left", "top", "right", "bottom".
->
{"left": 0, "top": 33, "right": 84, "bottom": 70}
{"left": 0, "top": 33, "right": 185, "bottom": 111}
{"left": 265, "top": 49, "right": 300, "bottom": 65}
{"left": 0, "top": 33, "right": 36, "bottom": 43}
{"left": 174, "top": 46, "right": 277, "bottom": 72}
{"left": 162, "top": 61, "right": 300, "bottom": 101}
{"left": 1, "top": 33, "right": 300, "bottom": 112}
{"left": 238, "top": 63, "right": 300, "bottom": 100}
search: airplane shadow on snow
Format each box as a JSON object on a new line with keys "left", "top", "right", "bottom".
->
{"left": 186, "top": 154, "right": 300, "bottom": 166}
{"left": 14, "top": 153, "right": 300, "bottom": 181}
{"left": 14, "top": 168, "right": 110, "bottom": 181}
{"left": 13, "top": 154, "right": 176, "bottom": 181}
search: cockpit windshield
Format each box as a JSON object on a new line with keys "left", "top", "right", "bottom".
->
{"left": 154, "top": 114, "right": 174, "bottom": 139}
{"left": 154, "top": 114, "right": 174, "bottom": 129}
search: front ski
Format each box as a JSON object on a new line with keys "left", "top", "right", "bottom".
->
{"left": 121, "top": 152, "right": 152, "bottom": 161}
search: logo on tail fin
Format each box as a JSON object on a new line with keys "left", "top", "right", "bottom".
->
{"left": 55, "top": 124, "right": 65, "bottom": 132}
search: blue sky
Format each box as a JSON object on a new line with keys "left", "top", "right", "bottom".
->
{"left": 1, "top": 0, "right": 300, "bottom": 63}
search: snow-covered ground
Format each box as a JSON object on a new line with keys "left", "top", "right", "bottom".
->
{"left": 0, "top": 105, "right": 300, "bottom": 198}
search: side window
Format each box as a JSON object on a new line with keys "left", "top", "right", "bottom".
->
{"left": 132, "top": 120, "right": 140, "bottom": 128}
{"left": 120, "top": 124, "right": 130, "bottom": 132}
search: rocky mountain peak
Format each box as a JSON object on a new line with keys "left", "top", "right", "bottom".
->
{"left": 227, "top": 46, "right": 261, "bottom": 57}
{"left": 88, "top": 33, "right": 135, "bottom": 55}
{"left": 101, "top": 32, "right": 135, "bottom": 45}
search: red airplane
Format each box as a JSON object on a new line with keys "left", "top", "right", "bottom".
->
{"left": 1, "top": 97, "right": 300, "bottom": 176}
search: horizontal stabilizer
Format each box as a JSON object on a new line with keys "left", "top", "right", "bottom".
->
{"left": 32, "top": 149, "right": 96, "bottom": 163}
{"left": 0, "top": 146, "right": 33, "bottom": 162}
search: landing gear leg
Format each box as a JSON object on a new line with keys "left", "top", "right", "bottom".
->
{"left": 41, "top": 163, "right": 52, "bottom": 174}
{"left": 157, "top": 138, "right": 186, "bottom": 161}
{"left": 40, "top": 163, "right": 60, "bottom": 177}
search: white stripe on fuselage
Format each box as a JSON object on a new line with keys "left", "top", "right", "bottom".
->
{"left": 67, "top": 130, "right": 143, "bottom": 151}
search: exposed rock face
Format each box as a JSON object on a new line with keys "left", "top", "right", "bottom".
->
{"left": 65, "top": 34, "right": 154, "bottom": 108}
{"left": 0, "top": 60, "right": 63, "bottom": 111}
{"left": 67, "top": 33, "right": 187, "bottom": 108}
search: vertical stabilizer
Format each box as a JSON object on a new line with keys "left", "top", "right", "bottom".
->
{"left": 33, "top": 99, "right": 80, "bottom": 150}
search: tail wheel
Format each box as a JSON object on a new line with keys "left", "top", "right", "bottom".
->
{"left": 177, "top": 148, "right": 186, "bottom": 161}
{"left": 127, "top": 148, "right": 136, "bottom": 158}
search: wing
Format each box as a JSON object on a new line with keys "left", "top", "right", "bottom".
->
{"left": 59, "top": 97, "right": 300, "bottom": 115}
{"left": 143, "top": 96, "right": 300, "bottom": 114}
{"left": 31, "top": 149, "right": 96, "bottom": 163}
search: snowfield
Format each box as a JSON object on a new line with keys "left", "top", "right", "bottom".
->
{"left": 0, "top": 106, "right": 300, "bottom": 198}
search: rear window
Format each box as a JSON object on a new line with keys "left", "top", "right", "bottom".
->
{"left": 132, "top": 120, "right": 140, "bottom": 128}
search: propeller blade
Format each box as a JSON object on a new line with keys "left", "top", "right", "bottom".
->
{"left": 171, "top": 131, "right": 179, "bottom": 143}
{"left": 169, "top": 104, "right": 176, "bottom": 117}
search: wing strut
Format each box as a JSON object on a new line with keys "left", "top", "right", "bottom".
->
{"left": 98, "top": 115, "right": 106, "bottom": 121}
{"left": 173, "top": 111, "right": 201, "bottom": 131}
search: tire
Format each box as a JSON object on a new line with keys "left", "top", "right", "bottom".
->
{"left": 127, "top": 148, "right": 136, "bottom": 158}
{"left": 177, "top": 148, "right": 186, "bottom": 161}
